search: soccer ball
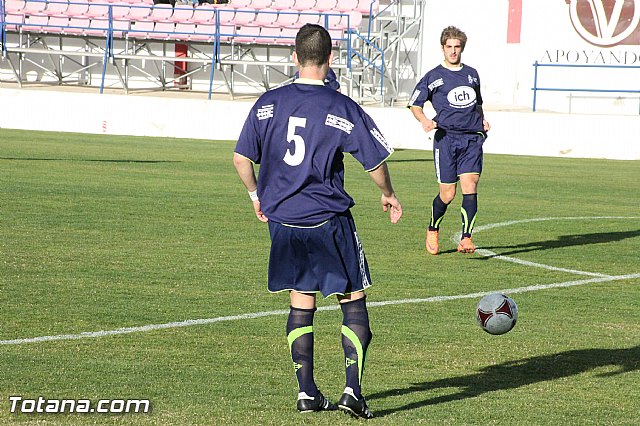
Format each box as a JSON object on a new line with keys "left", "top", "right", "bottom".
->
{"left": 476, "top": 293, "right": 518, "bottom": 335}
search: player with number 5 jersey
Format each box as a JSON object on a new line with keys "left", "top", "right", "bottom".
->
{"left": 233, "top": 24, "right": 402, "bottom": 420}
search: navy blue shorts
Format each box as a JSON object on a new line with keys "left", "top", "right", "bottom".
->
{"left": 433, "top": 130, "right": 485, "bottom": 184}
{"left": 267, "top": 212, "right": 372, "bottom": 297}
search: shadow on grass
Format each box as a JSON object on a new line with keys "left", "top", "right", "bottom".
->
{"left": 0, "top": 157, "right": 180, "bottom": 163}
{"left": 479, "top": 230, "right": 640, "bottom": 257}
{"left": 369, "top": 346, "right": 640, "bottom": 417}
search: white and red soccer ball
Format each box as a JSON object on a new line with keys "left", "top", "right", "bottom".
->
{"left": 476, "top": 293, "right": 518, "bottom": 335}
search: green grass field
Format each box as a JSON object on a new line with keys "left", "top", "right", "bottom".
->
{"left": 1, "top": 128, "right": 639, "bottom": 425}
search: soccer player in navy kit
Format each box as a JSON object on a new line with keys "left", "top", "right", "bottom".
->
{"left": 233, "top": 24, "right": 402, "bottom": 419}
{"left": 408, "top": 26, "right": 490, "bottom": 255}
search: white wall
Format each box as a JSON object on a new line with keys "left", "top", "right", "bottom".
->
{"left": 1, "top": 87, "right": 638, "bottom": 160}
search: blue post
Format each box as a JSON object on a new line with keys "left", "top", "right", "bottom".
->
{"left": 207, "top": 9, "right": 219, "bottom": 101}
{"left": 99, "top": 5, "right": 114, "bottom": 94}
{"left": 532, "top": 61, "right": 539, "bottom": 112}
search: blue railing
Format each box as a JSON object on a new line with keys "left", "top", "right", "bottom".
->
{"left": 532, "top": 61, "right": 640, "bottom": 112}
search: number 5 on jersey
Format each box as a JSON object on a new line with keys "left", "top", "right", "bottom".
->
{"left": 284, "top": 116, "right": 307, "bottom": 166}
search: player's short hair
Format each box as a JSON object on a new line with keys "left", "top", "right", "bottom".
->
{"left": 295, "top": 24, "right": 332, "bottom": 67}
{"left": 440, "top": 26, "right": 467, "bottom": 50}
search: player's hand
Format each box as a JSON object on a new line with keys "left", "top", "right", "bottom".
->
{"left": 422, "top": 119, "right": 437, "bottom": 133}
{"left": 381, "top": 194, "right": 402, "bottom": 224}
{"left": 483, "top": 119, "right": 491, "bottom": 132}
{"left": 253, "top": 200, "right": 268, "bottom": 222}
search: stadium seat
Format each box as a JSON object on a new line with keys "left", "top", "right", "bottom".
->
{"left": 291, "top": 0, "right": 315, "bottom": 11}
{"left": 192, "top": 22, "right": 215, "bottom": 42}
{"left": 22, "top": 14, "right": 49, "bottom": 32}
{"left": 148, "top": 20, "right": 174, "bottom": 39}
{"left": 272, "top": 0, "right": 294, "bottom": 10}
{"left": 45, "top": 14, "right": 69, "bottom": 32}
{"left": 228, "top": 0, "right": 251, "bottom": 7}
{"left": 111, "top": 18, "right": 130, "bottom": 37}
{"left": 149, "top": 3, "right": 173, "bottom": 22}
{"left": 126, "top": 3, "right": 151, "bottom": 20}
{"left": 215, "top": 7, "right": 235, "bottom": 25}
{"left": 335, "top": 0, "right": 356, "bottom": 12}
{"left": 174, "top": 22, "right": 195, "bottom": 41}
{"left": 4, "top": 13, "right": 25, "bottom": 31}
{"left": 22, "top": 0, "right": 47, "bottom": 14}
{"left": 109, "top": 3, "right": 131, "bottom": 19}
{"left": 275, "top": 9, "right": 298, "bottom": 28}
{"left": 128, "top": 19, "right": 154, "bottom": 38}
{"left": 66, "top": 0, "right": 90, "bottom": 16}
{"left": 356, "top": 0, "right": 378, "bottom": 15}
{"left": 313, "top": 0, "right": 335, "bottom": 12}
{"left": 189, "top": 4, "right": 215, "bottom": 23}
{"left": 65, "top": 16, "right": 90, "bottom": 34}
{"left": 85, "top": 3, "right": 109, "bottom": 17}
{"left": 345, "top": 10, "right": 362, "bottom": 29}
{"left": 43, "top": 0, "right": 70, "bottom": 16}
{"left": 296, "top": 9, "right": 319, "bottom": 25}
{"left": 231, "top": 8, "right": 255, "bottom": 26}
{"left": 234, "top": 25, "right": 260, "bottom": 43}
{"left": 169, "top": 5, "right": 194, "bottom": 22}
{"left": 274, "top": 26, "right": 296, "bottom": 45}
{"left": 4, "top": 0, "right": 26, "bottom": 14}
{"left": 253, "top": 8, "right": 277, "bottom": 27}
{"left": 259, "top": 26, "right": 281, "bottom": 44}
{"left": 85, "top": 16, "right": 109, "bottom": 36}
{"left": 249, "top": 0, "right": 271, "bottom": 9}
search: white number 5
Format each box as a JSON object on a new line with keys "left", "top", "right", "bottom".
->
{"left": 283, "top": 116, "right": 307, "bottom": 166}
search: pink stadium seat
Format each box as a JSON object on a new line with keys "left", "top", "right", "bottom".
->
{"left": 272, "top": 0, "right": 294, "bottom": 10}
{"left": 66, "top": 0, "right": 89, "bottom": 16}
{"left": 174, "top": 22, "right": 195, "bottom": 40}
{"left": 85, "top": 3, "right": 109, "bottom": 17}
{"left": 249, "top": 0, "right": 271, "bottom": 9}
{"left": 323, "top": 12, "right": 342, "bottom": 29}
{"left": 149, "top": 20, "right": 174, "bottom": 39}
{"left": 344, "top": 10, "right": 361, "bottom": 29}
{"left": 23, "top": 14, "right": 49, "bottom": 32}
{"left": 335, "top": 0, "right": 356, "bottom": 12}
{"left": 253, "top": 8, "right": 277, "bottom": 26}
{"left": 234, "top": 25, "right": 259, "bottom": 43}
{"left": 128, "top": 19, "right": 154, "bottom": 38}
{"left": 291, "top": 0, "right": 315, "bottom": 11}
{"left": 215, "top": 7, "right": 235, "bottom": 25}
{"left": 66, "top": 16, "right": 90, "bottom": 34}
{"left": 259, "top": 26, "right": 281, "bottom": 43}
{"left": 170, "top": 5, "right": 194, "bottom": 22}
{"left": 45, "top": 14, "right": 68, "bottom": 32}
{"left": 275, "top": 9, "right": 298, "bottom": 27}
{"left": 218, "top": 24, "right": 234, "bottom": 41}
{"left": 149, "top": 3, "right": 173, "bottom": 22}
{"left": 109, "top": 3, "right": 130, "bottom": 19}
{"left": 43, "top": 0, "right": 69, "bottom": 16}
{"left": 85, "top": 16, "right": 109, "bottom": 36}
{"left": 126, "top": 3, "right": 151, "bottom": 20}
{"left": 192, "top": 22, "right": 215, "bottom": 42}
{"left": 111, "top": 18, "right": 129, "bottom": 37}
{"left": 296, "top": 9, "right": 319, "bottom": 25}
{"left": 275, "top": 26, "right": 296, "bottom": 44}
{"left": 189, "top": 5, "right": 215, "bottom": 23}
{"left": 313, "top": 0, "right": 335, "bottom": 12}
{"left": 4, "top": 13, "right": 25, "bottom": 31}
{"left": 23, "top": 0, "right": 47, "bottom": 14}
{"left": 231, "top": 8, "right": 255, "bottom": 26}
{"left": 228, "top": 0, "right": 251, "bottom": 7}
{"left": 5, "top": 0, "right": 26, "bottom": 13}
{"left": 357, "top": 0, "right": 378, "bottom": 15}
{"left": 328, "top": 27, "right": 342, "bottom": 44}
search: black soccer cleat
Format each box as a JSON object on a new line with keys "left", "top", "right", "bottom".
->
{"left": 337, "top": 387, "right": 374, "bottom": 420}
{"left": 296, "top": 392, "right": 337, "bottom": 413}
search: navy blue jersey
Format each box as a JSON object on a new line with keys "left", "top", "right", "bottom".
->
{"left": 294, "top": 68, "right": 340, "bottom": 91}
{"left": 408, "top": 64, "right": 484, "bottom": 133}
{"left": 235, "top": 80, "right": 393, "bottom": 226}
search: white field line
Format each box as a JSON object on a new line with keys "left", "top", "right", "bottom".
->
{"left": 2, "top": 217, "right": 638, "bottom": 346}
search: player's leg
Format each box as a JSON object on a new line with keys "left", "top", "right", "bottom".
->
{"left": 456, "top": 134, "right": 484, "bottom": 253}
{"left": 428, "top": 132, "right": 458, "bottom": 254}
{"left": 337, "top": 291, "right": 374, "bottom": 419}
{"left": 288, "top": 291, "right": 337, "bottom": 412}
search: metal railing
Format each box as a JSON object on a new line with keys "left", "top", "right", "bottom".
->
{"left": 532, "top": 61, "right": 640, "bottom": 113}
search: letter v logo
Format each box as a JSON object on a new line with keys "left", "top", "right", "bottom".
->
{"left": 569, "top": 0, "right": 640, "bottom": 46}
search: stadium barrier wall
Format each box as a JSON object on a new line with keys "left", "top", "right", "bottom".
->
{"left": 0, "top": 87, "right": 638, "bottom": 160}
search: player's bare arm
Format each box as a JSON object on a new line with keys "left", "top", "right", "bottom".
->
{"left": 477, "top": 105, "right": 491, "bottom": 132}
{"left": 409, "top": 106, "right": 437, "bottom": 133}
{"left": 232, "top": 153, "right": 268, "bottom": 222}
{"left": 368, "top": 163, "right": 403, "bottom": 224}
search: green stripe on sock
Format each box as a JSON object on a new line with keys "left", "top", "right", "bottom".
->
{"left": 341, "top": 325, "right": 365, "bottom": 384}
{"left": 287, "top": 326, "right": 313, "bottom": 350}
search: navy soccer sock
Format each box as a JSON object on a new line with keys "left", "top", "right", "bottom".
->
{"left": 286, "top": 306, "right": 318, "bottom": 397}
{"left": 461, "top": 193, "right": 478, "bottom": 239}
{"left": 340, "top": 297, "right": 372, "bottom": 398}
{"left": 429, "top": 194, "right": 449, "bottom": 231}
